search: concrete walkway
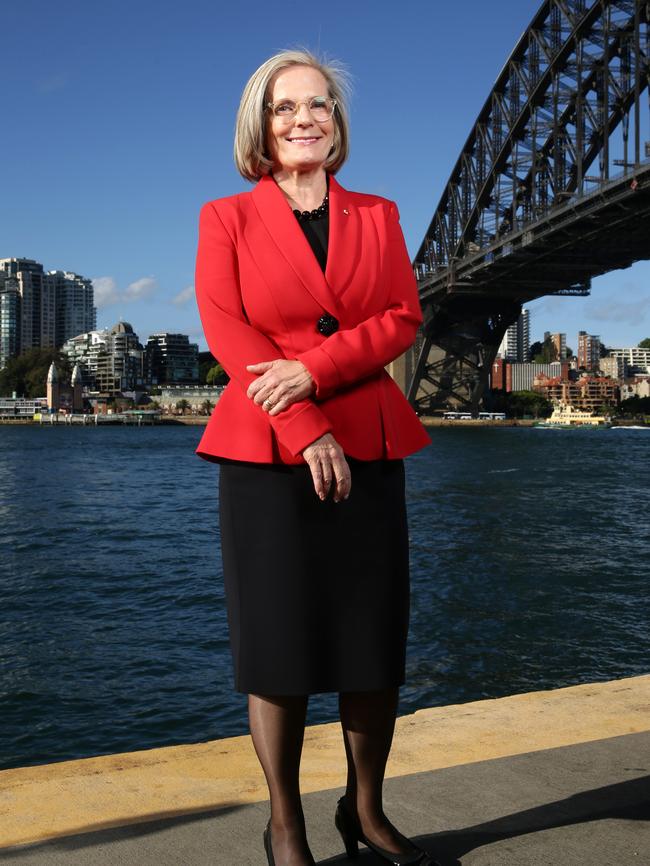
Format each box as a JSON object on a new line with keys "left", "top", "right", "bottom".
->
{"left": 1, "top": 675, "right": 649, "bottom": 865}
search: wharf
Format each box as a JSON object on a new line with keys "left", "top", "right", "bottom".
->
{"left": 0, "top": 674, "right": 648, "bottom": 864}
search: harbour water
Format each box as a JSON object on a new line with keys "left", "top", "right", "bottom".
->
{"left": 1, "top": 424, "right": 648, "bottom": 771}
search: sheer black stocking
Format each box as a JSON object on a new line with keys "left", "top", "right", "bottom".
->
{"left": 339, "top": 686, "right": 414, "bottom": 855}
{"left": 248, "top": 693, "right": 314, "bottom": 865}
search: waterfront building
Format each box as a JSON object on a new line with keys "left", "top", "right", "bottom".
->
{"left": 46, "top": 362, "right": 84, "bottom": 413}
{"left": 533, "top": 373, "right": 619, "bottom": 411}
{"left": 145, "top": 333, "right": 199, "bottom": 385}
{"left": 577, "top": 331, "right": 602, "bottom": 371}
{"left": 62, "top": 321, "right": 145, "bottom": 395}
{"left": 157, "top": 384, "right": 223, "bottom": 414}
{"left": 0, "top": 395, "right": 48, "bottom": 418}
{"left": 490, "top": 359, "right": 566, "bottom": 392}
{"left": 497, "top": 308, "right": 530, "bottom": 361}
{"left": 608, "top": 347, "right": 650, "bottom": 375}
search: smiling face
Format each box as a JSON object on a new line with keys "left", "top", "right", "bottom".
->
{"left": 265, "top": 65, "right": 335, "bottom": 175}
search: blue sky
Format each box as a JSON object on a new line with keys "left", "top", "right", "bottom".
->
{"left": 3, "top": 0, "right": 648, "bottom": 354}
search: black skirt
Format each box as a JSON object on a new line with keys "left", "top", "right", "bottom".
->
{"left": 217, "top": 455, "right": 410, "bottom": 695}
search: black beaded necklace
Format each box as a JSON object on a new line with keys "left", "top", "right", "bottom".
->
{"left": 292, "top": 192, "right": 329, "bottom": 222}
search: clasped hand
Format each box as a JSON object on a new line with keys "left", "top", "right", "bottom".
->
{"left": 245, "top": 359, "right": 351, "bottom": 502}
{"left": 245, "top": 359, "right": 314, "bottom": 414}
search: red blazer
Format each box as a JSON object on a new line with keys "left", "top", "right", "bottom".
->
{"left": 194, "top": 173, "right": 431, "bottom": 465}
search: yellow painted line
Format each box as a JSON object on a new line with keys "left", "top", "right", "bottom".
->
{"left": 1, "top": 674, "right": 648, "bottom": 849}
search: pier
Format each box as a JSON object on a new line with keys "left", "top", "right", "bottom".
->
{"left": 36, "top": 411, "right": 161, "bottom": 426}
{"left": 1, "top": 674, "right": 648, "bottom": 864}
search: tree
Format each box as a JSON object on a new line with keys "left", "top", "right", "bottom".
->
{"left": 0, "top": 349, "right": 72, "bottom": 398}
{"left": 198, "top": 351, "right": 214, "bottom": 384}
{"left": 566, "top": 346, "right": 574, "bottom": 358}
{"left": 638, "top": 338, "right": 650, "bottom": 349}
{"left": 489, "top": 389, "right": 552, "bottom": 418}
{"left": 176, "top": 399, "right": 190, "bottom": 415}
{"left": 200, "top": 399, "right": 214, "bottom": 416}
{"left": 507, "top": 390, "right": 553, "bottom": 419}
{"left": 528, "top": 340, "right": 543, "bottom": 362}
{"left": 531, "top": 336, "right": 558, "bottom": 364}
{"left": 206, "top": 363, "right": 228, "bottom": 386}
{"left": 619, "top": 395, "right": 650, "bottom": 416}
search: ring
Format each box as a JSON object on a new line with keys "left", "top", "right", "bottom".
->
{"left": 264, "top": 398, "right": 274, "bottom": 408}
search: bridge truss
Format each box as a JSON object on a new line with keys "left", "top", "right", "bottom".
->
{"left": 408, "top": 0, "right": 650, "bottom": 414}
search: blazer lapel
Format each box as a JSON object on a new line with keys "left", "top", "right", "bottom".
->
{"left": 252, "top": 174, "right": 340, "bottom": 315}
{"left": 325, "top": 174, "right": 360, "bottom": 300}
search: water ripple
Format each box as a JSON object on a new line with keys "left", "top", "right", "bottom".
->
{"left": 0, "top": 425, "right": 648, "bottom": 769}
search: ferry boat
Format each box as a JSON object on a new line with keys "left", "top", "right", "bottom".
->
{"left": 534, "top": 402, "right": 611, "bottom": 428}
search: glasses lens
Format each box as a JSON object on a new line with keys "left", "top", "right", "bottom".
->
{"left": 309, "top": 97, "right": 333, "bottom": 120}
{"left": 274, "top": 100, "right": 296, "bottom": 117}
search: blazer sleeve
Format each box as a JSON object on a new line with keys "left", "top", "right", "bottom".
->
{"left": 293, "top": 201, "right": 423, "bottom": 400}
{"left": 195, "top": 200, "right": 332, "bottom": 457}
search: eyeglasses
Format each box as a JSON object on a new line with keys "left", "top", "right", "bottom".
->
{"left": 266, "top": 96, "right": 337, "bottom": 123}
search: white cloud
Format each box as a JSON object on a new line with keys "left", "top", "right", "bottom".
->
{"left": 92, "top": 275, "right": 157, "bottom": 308}
{"left": 171, "top": 284, "right": 195, "bottom": 306}
{"left": 124, "top": 276, "right": 156, "bottom": 300}
{"left": 93, "top": 276, "right": 120, "bottom": 308}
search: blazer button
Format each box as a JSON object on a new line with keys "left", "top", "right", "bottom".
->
{"left": 317, "top": 313, "right": 339, "bottom": 336}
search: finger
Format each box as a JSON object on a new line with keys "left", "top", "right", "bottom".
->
{"left": 307, "top": 459, "right": 324, "bottom": 500}
{"left": 332, "top": 456, "right": 351, "bottom": 502}
{"left": 246, "top": 361, "right": 273, "bottom": 372}
{"left": 320, "top": 456, "right": 333, "bottom": 498}
{"left": 268, "top": 396, "right": 291, "bottom": 416}
{"left": 256, "top": 385, "right": 278, "bottom": 407}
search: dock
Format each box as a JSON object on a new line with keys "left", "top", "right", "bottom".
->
{"left": 0, "top": 674, "right": 648, "bottom": 863}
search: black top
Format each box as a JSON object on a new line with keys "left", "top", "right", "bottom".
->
{"left": 297, "top": 211, "right": 329, "bottom": 273}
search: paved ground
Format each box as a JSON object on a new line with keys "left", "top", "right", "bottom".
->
{"left": 1, "top": 677, "right": 649, "bottom": 865}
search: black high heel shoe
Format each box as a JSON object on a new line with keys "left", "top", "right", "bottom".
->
{"left": 263, "top": 818, "right": 317, "bottom": 866}
{"left": 334, "top": 795, "right": 441, "bottom": 865}
{"left": 263, "top": 819, "right": 276, "bottom": 866}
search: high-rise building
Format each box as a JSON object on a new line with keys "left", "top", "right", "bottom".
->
{"left": 145, "top": 333, "right": 199, "bottom": 385}
{"left": 608, "top": 347, "right": 650, "bottom": 375}
{"left": 0, "top": 258, "right": 96, "bottom": 366}
{"left": 62, "top": 321, "right": 144, "bottom": 394}
{"left": 48, "top": 270, "right": 96, "bottom": 346}
{"left": 543, "top": 331, "right": 567, "bottom": 360}
{"left": 497, "top": 308, "right": 530, "bottom": 362}
{"left": 577, "top": 331, "right": 601, "bottom": 370}
{"left": 0, "top": 258, "right": 55, "bottom": 353}
{"left": 0, "top": 277, "right": 21, "bottom": 369}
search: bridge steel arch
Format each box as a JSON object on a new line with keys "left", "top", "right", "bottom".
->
{"left": 407, "top": 0, "right": 650, "bottom": 415}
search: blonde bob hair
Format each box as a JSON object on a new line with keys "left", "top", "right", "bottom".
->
{"left": 234, "top": 49, "right": 351, "bottom": 183}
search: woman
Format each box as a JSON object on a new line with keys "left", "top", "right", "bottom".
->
{"left": 195, "top": 49, "right": 437, "bottom": 866}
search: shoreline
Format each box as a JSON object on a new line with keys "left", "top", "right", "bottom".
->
{"left": 1, "top": 416, "right": 647, "bottom": 428}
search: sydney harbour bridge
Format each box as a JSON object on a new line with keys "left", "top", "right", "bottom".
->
{"left": 403, "top": 0, "right": 650, "bottom": 415}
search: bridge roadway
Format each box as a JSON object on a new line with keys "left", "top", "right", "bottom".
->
{"left": 419, "top": 163, "right": 650, "bottom": 306}
{"left": 1, "top": 674, "right": 648, "bottom": 864}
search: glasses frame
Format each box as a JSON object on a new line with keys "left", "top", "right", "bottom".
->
{"left": 266, "top": 96, "right": 337, "bottom": 122}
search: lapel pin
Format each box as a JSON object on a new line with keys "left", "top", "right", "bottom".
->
{"left": 343, "top": 208, "right": 349, "bottom": 215}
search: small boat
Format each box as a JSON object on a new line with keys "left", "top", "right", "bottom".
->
{"left": 534, "top": 402, "right": 611, "bottom": 428}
